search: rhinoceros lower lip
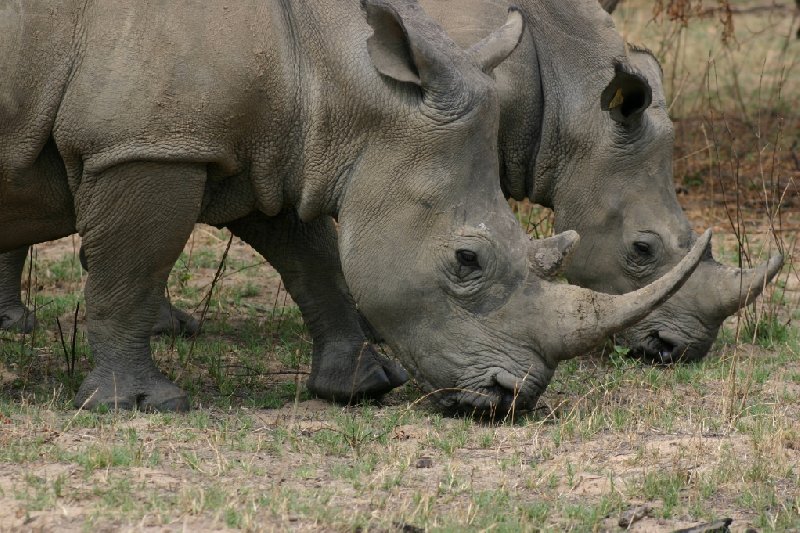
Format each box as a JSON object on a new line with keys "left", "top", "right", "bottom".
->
{"left": 429, "top": 368, "right": 542, "bottom": 415}
{"left": 449, "top": 382, "right": 538, "bottom": 417}
{"left": 625, "top": 332, "right": 672, "bottom": 364}
{"left": 450, "top": 387, "right": 516, "bottom": 416}
{"left": 632, "top": 331, "right": 690, "bottom": 365}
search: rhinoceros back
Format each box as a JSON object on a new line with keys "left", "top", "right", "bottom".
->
{"left": 46, "top": 1, "right": 387, "bottom": 222}
{"left": 2, "top": 1, "right": 419, "bottom": 226}
{"left": 53, "top": 2, "right": 300, "bottom": 184}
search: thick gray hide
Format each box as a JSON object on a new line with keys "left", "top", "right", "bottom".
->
{"left": 419, "top": 0, "right": 783, "bottom": 363}
{"left": 0, "top": 0, "right": 710, "bottom": 414}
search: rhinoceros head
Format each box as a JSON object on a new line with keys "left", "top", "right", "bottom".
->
{"left": 556, "top": 47, "right": 782, "bottom": 362}
{"left": 520, "top": 2, "right": 782, "bottom": 363}
{"left": 336, "top": 1, "right": 710, "bottom": 413}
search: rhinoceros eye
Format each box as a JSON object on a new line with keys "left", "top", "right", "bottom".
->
{"left": 633, "top": 241, "right": 651, "bottom": 256}
{"left": 456, "top": 249, "right": 480, "bottom": 268}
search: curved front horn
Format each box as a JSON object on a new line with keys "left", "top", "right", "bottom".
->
{"left": 539, "top": 229, "right": 712, "bottom": 361}
{"left": 711, "top": 254, "right": 784, "bottom": 317}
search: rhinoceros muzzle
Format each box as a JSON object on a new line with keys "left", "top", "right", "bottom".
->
{"left": 619, "top": 321, "right": 716, "bottom": 364}
{"left": 446, "top": 367, "right": 549, "bottom": 416}
{"left": 652, "top": 330, "right": 712, "bottom": 364}
{"left": 631, "top": 330, "right": 710, "bottom": 364}
{"left": 420, "top": 356, "right": 553, "bottom": 415}
{"left": 622, "top": 252, "right": 783, "bottom": 364}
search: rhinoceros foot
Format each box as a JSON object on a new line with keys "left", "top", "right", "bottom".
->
{"left": 307, "top": 343, "right": 408, "bottom": 403}
{"left": 74, "top": 367, "right": 190, "bottom": 412}
{"left": 0, "top": 302, "right": 36, "bottom": 333}
{"left": 151, "top": 299, "right": 200, "bottom": 338}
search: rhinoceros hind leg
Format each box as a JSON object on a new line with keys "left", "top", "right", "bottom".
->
{"left": 0, "top": 248, "right": 36, "bottom": 333}
{"left": 151, "top": 298, "right": 200, "bottom": 337}
{"left": 0, "top": 303, "right": 35, "bottom": 333}
{"left": 73, "top": 161, "right": 205, "bottom": 412}
{"left": 225, "top": 211, "right": 409, "bottom": 403}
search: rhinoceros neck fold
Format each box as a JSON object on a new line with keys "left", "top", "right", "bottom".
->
{"left": 275, "top": 3, "right": 413, "bottom": 223}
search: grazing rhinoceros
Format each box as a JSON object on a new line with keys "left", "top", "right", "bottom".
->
{"left": 0, "top": 0, "right": 710, "bottom": 413}
{"left": 417, "top": 0, "right": 783, "bottom": 363}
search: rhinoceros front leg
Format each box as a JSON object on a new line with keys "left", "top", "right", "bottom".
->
{"left": 0, "top": 247, "right": 35, "bottom": 333}
{"left": 225, "top": 211, "right": 408, "bottom": 403}
{"left": 78, "top": 246, "right": 199, "bottom": 338}
{"left": 73, "top": 162, "right": 205, "bottom": 412}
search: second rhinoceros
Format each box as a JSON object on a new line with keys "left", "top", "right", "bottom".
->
{"left": 419, "top": 0, "right": 783, "bottom": 362}
{"left": 0, "top": 0, "right": 709, "bottom": 413}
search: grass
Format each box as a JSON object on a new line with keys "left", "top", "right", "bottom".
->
{"left": 1, "top": 2, "right": 799, "bottom": 531}
{"left": 0, "top": 357, "right": 798, "bottom": 530}
{"left": 3, "top": 251, "right": 797, "bottom": 532}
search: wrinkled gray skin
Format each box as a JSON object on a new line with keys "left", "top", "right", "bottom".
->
{"left": 0, "top": 0, "right": 709, "bottom": 413}
{"left": 418, "top": 0, "right": 783, "bottom": 363}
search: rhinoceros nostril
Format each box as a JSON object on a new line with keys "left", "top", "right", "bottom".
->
{"left": 655, "top": 336, "right": 675, "bottom": 364}
{"left": 634, "top": 331, "right": 678, "bottom": 364}
{"left": 492, "top": 371, "right": 524, "bottom": 413}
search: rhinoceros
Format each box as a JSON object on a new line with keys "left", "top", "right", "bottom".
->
{"left": 417, "top": 0, "right": 783, "bottom": 363}
{"left": 0, "top": 0, "right": 710, "bottom": 413}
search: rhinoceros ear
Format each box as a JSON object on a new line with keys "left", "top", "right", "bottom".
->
{"left": 467, "top": 8, "right": 525, "bottom": 74}
{"left": 601, "top": 61, "right": 653, "bottom": 125}
{"left": 363, "top": 0, "right": 422, "bottom": 85}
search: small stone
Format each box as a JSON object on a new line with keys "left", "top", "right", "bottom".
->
{"left": 415, "top": 456, "right": 433, "bottom": 468}
{"left": 618, "top": 504, "right": 650, "bottom": 528}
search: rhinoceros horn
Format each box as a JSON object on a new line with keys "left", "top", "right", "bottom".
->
{"left": 535, "top": 229, "right": 713, "bottom": 361}
{"left": 709, "top": 254, "right": 784, "bottom": 317}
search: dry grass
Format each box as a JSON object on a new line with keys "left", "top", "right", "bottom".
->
{"left": 1, "top": 2, "right": 799, "bottom": 531}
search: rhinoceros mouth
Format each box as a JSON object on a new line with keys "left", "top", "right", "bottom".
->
{"left": 439, "top": 374, "right": 544, "bottom": 418}
{"left": 450, "top": 385, "right": 517, "bottom": 415}
{"left": 630, "top": 330, "right": 692, "bottom": 364}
